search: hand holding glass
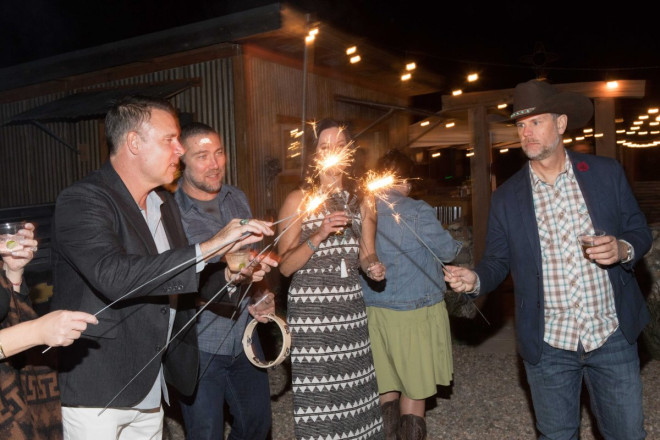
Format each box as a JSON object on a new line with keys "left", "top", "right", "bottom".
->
{"left": 0, "top": 222, "right": 26, "bottom": 253}
{"left": 577, "top": 228, "right": 606, "bottom": 259}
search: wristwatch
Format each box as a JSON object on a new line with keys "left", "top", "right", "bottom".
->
{"left": 620, "top": 241, "right": 633, "bottom": 263}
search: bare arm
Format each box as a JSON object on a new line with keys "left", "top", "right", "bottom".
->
{"left": 0, "top": 310, "right": 98, "bottom": 357}
{"left": 277, "top": 190, "right": 348, "bottom": 277}
{"left": 359, "top": 199, "right": 385, "bottom": 281}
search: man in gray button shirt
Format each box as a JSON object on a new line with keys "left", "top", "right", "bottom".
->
{"left": 174, "top": 122, "right": 276, "bottom": 439}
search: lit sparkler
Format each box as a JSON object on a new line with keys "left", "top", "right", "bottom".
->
{"left": 363, "top": 171, "right": 490, "bottom": 326}
{"left": 101, "top": 206, "right": 312, "bottom": 412}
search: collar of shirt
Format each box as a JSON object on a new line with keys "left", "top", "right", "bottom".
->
{"left": 529, "top": 150, "right": 576, "bottom": 192}
{"left": 175, "top": 183, "right": 232, "bottom": 215}
{"left": 142, "top": 190, "right": 165, "bottom": 238}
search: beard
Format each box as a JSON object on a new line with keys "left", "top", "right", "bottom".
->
{"left": 187, "top": 173, "right": 223, "bottom": 194}
{"left": 522, "top": 136, "right": 561, "bottom": 161}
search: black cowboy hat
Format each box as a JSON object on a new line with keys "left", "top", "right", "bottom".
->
{"left": 509, "top": 79, "right": 594, "bottom": 130}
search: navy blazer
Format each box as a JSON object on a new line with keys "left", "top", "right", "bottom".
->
{"left": 51, "top": 162, "right": 199, "bottom": 407}
{"left": 474, "top": 150, "right": 652, "bottom": 364}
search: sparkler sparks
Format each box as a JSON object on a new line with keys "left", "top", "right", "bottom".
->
{"left": 363, "top": 170, "right": 490, "bottom": 326}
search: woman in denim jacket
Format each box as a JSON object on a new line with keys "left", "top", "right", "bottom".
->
{"left": 361, "top": 150, "right": 461, "bottom": 440}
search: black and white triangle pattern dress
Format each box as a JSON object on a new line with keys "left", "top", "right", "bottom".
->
{"left": 287, "top": 194, "right": 384, "bottom": 440}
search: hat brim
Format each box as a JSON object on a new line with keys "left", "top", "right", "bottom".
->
{"left": 508, "top": 91, "right": 594, "bottom": 130}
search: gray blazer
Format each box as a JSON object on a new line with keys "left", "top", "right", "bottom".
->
{"left": 51, "top": 161, "right": 199, "bottom": 407}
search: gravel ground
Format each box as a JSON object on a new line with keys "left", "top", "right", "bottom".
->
{"left": 164, "top": 337, "right": 660, "bottom": 439}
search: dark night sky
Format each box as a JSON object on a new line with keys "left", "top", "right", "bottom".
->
{"left": 2, "top": 0, "right": 659, "bottom": 113}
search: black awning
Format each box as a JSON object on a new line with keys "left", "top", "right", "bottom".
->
{"left": 6, "top": 80, "right": 195, "bottom": 125}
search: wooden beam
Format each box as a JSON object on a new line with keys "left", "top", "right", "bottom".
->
{"left": 594, "top": 97, "right": 616, "bottom": 158}
{"left": 442, "top": 80, "right": 646, "bottom": 112}
{"left": 469, "top": 106, "right": 492, "bottom": 262}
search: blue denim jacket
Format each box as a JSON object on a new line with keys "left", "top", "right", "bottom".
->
{"left": 361, "top": 190, "right": 462, "bottom": 310}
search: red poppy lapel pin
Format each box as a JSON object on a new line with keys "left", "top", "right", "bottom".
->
{"left": 576, "top": 161, "right": 589, "bottom": 172}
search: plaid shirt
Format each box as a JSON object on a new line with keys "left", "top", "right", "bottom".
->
{"left": 530, "top": 152, "right": 618, "bottom": 352}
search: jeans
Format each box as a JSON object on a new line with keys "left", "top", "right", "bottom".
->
{"left": 523, "top": 328, "right": 645, "bottom": 440}
{"left": 179, "top": 350, "right": 271, "bottom": 440}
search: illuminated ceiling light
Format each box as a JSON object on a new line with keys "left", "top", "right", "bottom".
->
{"left": 631, "top": 126, "right": 640, "bottom": 130}
{"left": 346, "top": 46, "right": 357, "bottom": 55}
{"left": 467, "top": 73, "right": 478, "bottom": 82}
{"left": 305, "top": 34, "right": 315, "bottom": 43}
{"left": 615, "top": 118, "right": 624, "bottom": 123}
{"left": 575, "top": 136, "right": 585, "bottom": 141}
{"left": 639, "top": 115, "right": 649, "bottom": 120}
{"left": 445, "top": 122, "right": 455, "bottom": 128}
{"left": 638, "top": 131, "right": 648, "bottom": 135}
{"left": 499, "top": 148, "right": 509, "bottom": 153}
{"left": 617, "top": 140, "right": 626, "bottom": 144}
{"left": 350, "top": 55, "right": 361, "bottom": 64}
{"left": 657, "top": 115, "right": 660, "bottom": 121}
{"left": 308, "top": 28, "right": 319, "bottom": 36}
{"left": 625, "top": 141, "right": 660, "bottom": 148}
{"left": 465, "top": 151, "right": 474, "bottom": 157}
{"left": 626, "top": 131, "right": 635, "bottom": 135}
{"left": 650, "top": 121, "right": 659, "bottom": 126}
{"left": 431, "top": 152, "right": 441, "bottom": 158}
{"left": 584, "top": 134, "right": 593, "bottom": 137}
{"left": 497, "top": 103, "right": 507, "bottom": 109}
{"left": 633, "top": 121, "right": 643, "bottom": 125}
{"left": 563, "top": 138, "right": 573, "bottom": 144}
{"left": 401, "top": 73, "right": 412, "bottom": 81}
{"left": 594, "top": 133, "right": 604, "bottom": 138}
{"left": 452, "top": 89, "right": 463, "bottom": 96}
{"left": 420, "top": 120, "right": 430, "bottom": 127}
{"left": 583, "top": 128, "right": 593, "bottom": 133}
{"left": 651, "top": 130, "right": 660, "bottom": 134}
{"left": 606, "top": 81, "right": 619, "bottom": 89}
{"left": 616, "top": 129, "right": 625, "bottom": 133}
{"left": 648, "top": 108, "right": 659, "bottom": 114}
{"left": 406, "top": 62, "right": 417, "bottom": 71}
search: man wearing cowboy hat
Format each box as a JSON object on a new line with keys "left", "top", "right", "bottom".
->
{"left": 446, "top": 79, "right": 651, "bottom": 439}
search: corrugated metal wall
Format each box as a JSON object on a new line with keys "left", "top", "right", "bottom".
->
{"left": 242, "top": 56, "right": 411, "bottom": 219}
{"left": 0, "top": 58, "right": 237, "bottom": 208}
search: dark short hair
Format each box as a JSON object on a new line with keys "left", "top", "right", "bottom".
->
{"left": 104, "top": 95, "right": 177, "bottom": 155}
{"left": 376, "top": 149, "right": 414, "bottom": 180}
{"left": 180, "top": 122, "right": 218, "bottom": 145}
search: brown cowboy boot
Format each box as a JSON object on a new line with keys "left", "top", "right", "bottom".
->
{"left": 381, "top": 399, "right": 401, "bottom": 440}
{"left": 400, "top": 414, "right": 426, "bottom": 440}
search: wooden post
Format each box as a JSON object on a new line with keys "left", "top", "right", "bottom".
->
{"left": 468, "top": 105, "right": 492, "bottom": 262}
{"left": 594, "top": 97, "right": 616, "bottom": 159}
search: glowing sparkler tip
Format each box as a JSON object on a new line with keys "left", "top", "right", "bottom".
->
{"left": 366, "top": 175, "right": 395, "bottom": 192}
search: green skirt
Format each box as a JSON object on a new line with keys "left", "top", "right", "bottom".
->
{"left": 366, "top": 301, "right": 453, "bottom": 399}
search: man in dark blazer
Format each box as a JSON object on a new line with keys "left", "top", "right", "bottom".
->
{"left": 446, "top": 80, "right": 651, "bottom": 439}
{"left": 50, "top": 96, "right": 273, "bottom": 439}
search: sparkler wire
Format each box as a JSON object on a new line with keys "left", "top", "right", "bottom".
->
{"left": 102, "top": 207, "right": 311, "bottom": 412}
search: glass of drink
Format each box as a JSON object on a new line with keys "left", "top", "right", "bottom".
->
{"left": 225, "top": 249, "right": 251, "bottom": 272}
{"left": 577, "top": 228, "right": 606, "bottom": 259}
{"left": 0, "top": 221, "right": 26, "bottom": 253}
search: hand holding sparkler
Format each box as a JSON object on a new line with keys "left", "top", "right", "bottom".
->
{"left": 200, "top": 218, "right": 274, "bottom": 261}
{"left": 247, "top": 290, "right": 276, "bottom": 323}
{"left": 226, "top": 251, "right": 279, "bottom": 284}
{"left": 443, "top": 265, "right": 478, "bottom": 293}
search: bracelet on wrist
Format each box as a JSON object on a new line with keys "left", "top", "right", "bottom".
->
{"left": 306, "top": 238, "right": 319, "bottom": 252}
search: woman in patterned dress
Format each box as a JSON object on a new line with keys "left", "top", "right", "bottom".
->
{"left": 277, "top": 119, "right": 387, "bottom": 440}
